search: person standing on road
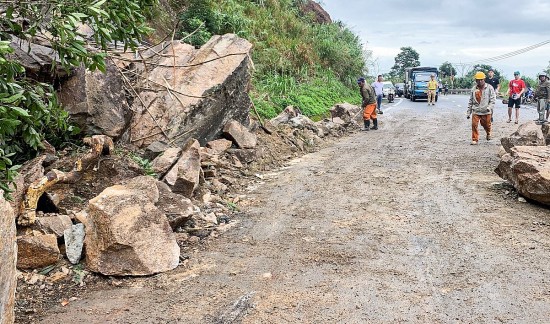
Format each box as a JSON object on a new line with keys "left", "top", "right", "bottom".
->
{"left": 485, "top": 69, "right": 500, "bottom": 122}
{"left": 371, "top": 75, "right": 384, "bottom": 114}
{"left": 534, "top": 72, "right": 550, "bottom": 124}
{"left": 427, "top": 74, "right": 438, "bottom": 105}
{"left": 467, "top": 72, "right": 496, "bottom": 145}
{"left": 507, "top": 71, "right": 526, "bottom": 124}
{"left": 358, "top": 77, "right": 378, "bottom": 131}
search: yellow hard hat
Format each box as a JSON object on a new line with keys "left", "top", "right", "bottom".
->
{"left": 474, "top": 71, "right": 486, "bottom": 80}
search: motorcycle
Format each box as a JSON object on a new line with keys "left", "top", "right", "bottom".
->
{"left": 388, "top": 92, "right": 395, "bottom": 103}
{"left": 387, "top": 87, "right": 395, "bottom": 103}
{"left": 522, "top": 87, "right": 535, "bottom": 104}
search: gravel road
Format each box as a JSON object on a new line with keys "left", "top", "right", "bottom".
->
{"left": 38, "top": 95, "right": 550, "bottom": 324}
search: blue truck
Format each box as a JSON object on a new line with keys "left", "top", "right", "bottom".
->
{"left": 404, "top": 67, "right": 439, "bottom": 102}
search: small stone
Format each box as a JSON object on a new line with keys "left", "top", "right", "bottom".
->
{"left": 206, "top": 138, "right": 233, "bottom": 153}
{"left": 17, "top": 234, "right": 60, "bottom": 270}
{"left": 262, "top": 272, "right": 272, "bottom": 279}
{"left": 36, "top": 214, "right": 73, "bottom": 238}
{"left": 223, "top": 120, "right": 257, "bottom": 149}
{"left": 518, "top": 197, "right": 527, "bottom": 203}
{"left": 64, "top": 224, "right": 86, "bottom": 265}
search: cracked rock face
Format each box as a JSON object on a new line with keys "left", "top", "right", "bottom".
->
{"left": 1, "top": 193, "right": 16, "bottom": 324}
{"left": 129, "top": 34, "right": 253, "bottom": 148}
{"left": 85, "top": 176, "right": 180, "bottom": 276}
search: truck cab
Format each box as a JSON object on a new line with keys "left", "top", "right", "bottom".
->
{"left": 404, "top": 67, "right": 439, "bottom": 102}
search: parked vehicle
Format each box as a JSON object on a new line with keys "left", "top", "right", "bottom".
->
{"left": 382, "top": 82, "right": 394, "bottom": 97}
{"left": 522, "top": 87, "right": 535, "bottom": 104}
{"left": 404, "top": 67, "right": 439, "bottom": 102}
{"left": 395, "top": 83, "right": 405, "bottom": 97}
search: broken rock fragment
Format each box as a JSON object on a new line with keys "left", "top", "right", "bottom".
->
{"left": 64, "top": 224, "right": 86, "bottom": 265}
{"left": 223, "top": 120, "right": 257, "bottom": 149}
{"left": 17, "top": 234, "right": 60, "bottom": 270}
{"left": 163, "top": 139, "right": 201, "bottom": 197}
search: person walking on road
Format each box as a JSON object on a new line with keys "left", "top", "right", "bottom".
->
{"left": 485, "top": 69, "right": 500, "bottom": 122}
{"left": 467, "top": 72, "right": 496, "bottom": 145}
{"left": 371, "top": 75, "right": 384, "bottom": 114}
{"left": 507, "top": 71, "right": 526, "bottom": 124}
{"left": 358, "top": 77, "right": 378, "bottom": 131}
{"left": 427, "top": 74, "right": 438, "bottom": 105}
{"left": 534, "top": 71, "right": 550, "bottom": 124}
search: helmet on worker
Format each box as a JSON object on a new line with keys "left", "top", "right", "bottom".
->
{"left": 474, "top": 71, "right": 486, "bottom": 80}
{"left": 539, "top": 71, "right": 548, "bottom": 80}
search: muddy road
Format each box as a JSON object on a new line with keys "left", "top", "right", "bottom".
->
{"left": 38, "top": 95, "right": 550, "bottom": 323}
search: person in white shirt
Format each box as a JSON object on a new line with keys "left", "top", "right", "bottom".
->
{"left": 371, "top": 75, "right": 385, "bottom": 114}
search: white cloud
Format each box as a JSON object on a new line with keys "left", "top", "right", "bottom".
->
{"left": 321, "top": 0, "right": 550, "bottom": 78}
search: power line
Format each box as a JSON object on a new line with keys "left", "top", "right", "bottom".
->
{"left": 451, "top": 40, "right": 550, "bottom": 66}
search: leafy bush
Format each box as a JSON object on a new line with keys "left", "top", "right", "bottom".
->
{"left": 0, "top": 0, "right": 158, "bottom": 199}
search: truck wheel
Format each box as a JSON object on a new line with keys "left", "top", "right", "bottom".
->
{"left": 411, "top": 95, "right": 416, "bottom": 102}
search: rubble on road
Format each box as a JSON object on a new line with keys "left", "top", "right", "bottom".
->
{"left": 495, "top": 146, "right": 550, "bottom": 206}
{"left": 496, "top": 122, "right": 550, "bottom": 206}
{"left": 500, "top": 121, "right": 546, "bottom": 153}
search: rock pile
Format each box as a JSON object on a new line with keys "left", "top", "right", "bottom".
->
{"left": 496, "top": 121, "right": 550, "bottom": 206}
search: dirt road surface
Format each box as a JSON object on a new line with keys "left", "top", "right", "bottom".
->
{"left": 38, "top": 95, "right": 550, "bottom": 323}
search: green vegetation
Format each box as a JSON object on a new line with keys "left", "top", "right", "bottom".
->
{"left": 0, "top": 0, "right": 157, "bottom": 198}
{"left": 175, "top": 0, "right": 367, "bottom": 119}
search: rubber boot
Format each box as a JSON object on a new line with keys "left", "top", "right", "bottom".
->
{"left": 363, "top": 120, "right": 370, "bottom": 131}
{"left": 371, "top": 118, "right": 378, "bottom": 130}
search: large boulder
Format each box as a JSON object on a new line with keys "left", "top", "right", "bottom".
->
{"left": 57, "top": 61, "right": 131, "bottom": 138}
{"left": 0, "top": 193, "right": 16, "bottom": 324}
{"left": 163, "top": 139, "right": 201, "bottom": 197}
{"left": 495, "top": 146, "right": 550, "bottom": 206}
{"left": 129, "top": 34, "right": 253, "bottom": 147}
{"left": 85, "top": 176, "right": 179, "bottom": 276}
{"left": 17, "top": 234, "right": 60, "bottom": 269}
{"left": 501, "top": 121, "right": 546, "bottom": 153}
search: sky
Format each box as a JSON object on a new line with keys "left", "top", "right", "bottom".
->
{"left": 320, "top": 0, "right": 550, "bottom": 79}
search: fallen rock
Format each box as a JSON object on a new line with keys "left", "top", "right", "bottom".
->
{"left": 270, "top": 106, "right": 302, "bottom": 127}
{"left": 501, "top": 121, "right": 546, "bottom": 153}
{"left": 17, "top": 234, "right": 60, "bottom": 270}
{"left": 227, "top": 148, "right": 261, "bottom": 164}
{"left": 0, "top": 192, "right": 17, "bottom": 323}
{"left": 144, "top": 141, "right": 169, "bottom": 161}
{"left": 495, "top": 146, "right": 550, "bottom": 206}
{"left": 207, "top": 138, "right": 233, "bottom": 153}
{"left": 86, "top": 177, "right": 179, "bottom": 276}
{"left": 163, "top": 139, "right": 201, "bottom": 197}
{"left": 330, "top": 103, "right": 361, "bottom": 124}
{"left": 9, "top": 35, "right": 67, "bottom": 80}
{"left": 58, "top": 61, "right": 131, "bottom": 138}
{"left": 64, "top": 224, "right": 86, "bottom": 265}
{"left": 151, "top": 147, "right": 182, "bottom": 177}
{"left": 9, "top": 154, "right": 47, "bottom": 216}
{"left": 36, "top": 214, "right": 73, "bottom": 238}
{"left": 542, "top": 123, "right": 550, "bottom": 145}
{"left": 223, "top": 120, "right": 257, "bottom": 149}
{"left": 129, "top": 34, "right": 253, "bottom": 147}
{"left": 155, "top": 181, "right": 197, "bottom": 230}
{"left": 289, "top": 115, "right": 317, "bottom": 131}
